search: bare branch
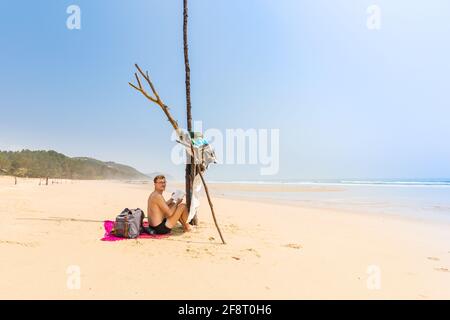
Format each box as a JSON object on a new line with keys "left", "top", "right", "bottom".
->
{"left": 134, "top": 64, "right": 161, "bottom": 103}
{"left": 145, "top": 71, "right": 161, "bottom": 102}
{"left": 129, "top": 64, "right": 179, "bottom": 131}
{"left": 128, "top": 82, "right": 141, "bottom": 92}
{"left": 134, "top": 73, "right": 142, "bottom": 90}
{"left": 128, "top": 82, "right": 157, "bottom": 103}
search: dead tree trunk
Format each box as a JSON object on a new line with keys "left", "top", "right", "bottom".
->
{"left": 183, "top": 0, "right": 198, "bottom": 225}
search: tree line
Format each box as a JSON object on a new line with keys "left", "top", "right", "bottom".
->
{"left": 0, "top": 150, "right": 147, "bottom": 180}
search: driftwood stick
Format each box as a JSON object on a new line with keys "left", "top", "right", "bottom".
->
{"left": 198, "top": 170, "right": 226, "bottom": 244}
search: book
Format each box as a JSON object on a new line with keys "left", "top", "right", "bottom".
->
{"left": 171, "top": 189, "right": 185, "bottom": 202}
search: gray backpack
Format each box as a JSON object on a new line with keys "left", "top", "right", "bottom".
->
{"left": 112, "top": 208, "right": 144, "bottom": 239}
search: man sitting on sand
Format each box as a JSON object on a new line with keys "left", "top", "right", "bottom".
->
{"left": 147, "top": 175, "right": 192, "bottom": 234}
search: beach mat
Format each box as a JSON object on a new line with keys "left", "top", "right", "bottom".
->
{"left": 101, "top": 220, "right": 170, "bottom": 241}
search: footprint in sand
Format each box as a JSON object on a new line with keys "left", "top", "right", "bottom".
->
{"left": 227, "top": 224, "right": 239, "bottom": 233}
{"left": 185, "top": 247, "right": 200, "bottom": 259}
{"left": 0, "top": 240, "right": 38, "bottom": 247}
{"left": 434, "top": 267, "right": 450, "bottom": 273}
{"left": 283, "top": 243, "right": 302, "bottom": 250}
{"left": 427, "top": 257, "right": 440, "bottom": 261}
{"left": 130, "top": 240, "right": 143, "bottom": 247}
{"left": 203, "top": 248, "right": 214, "bottom": 256}
{"left": 243, "top": 248, "right": 261, "bottom": 258}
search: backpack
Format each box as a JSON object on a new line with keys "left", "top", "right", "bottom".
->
{"left": 112, "top": 208, "right": 145, "bottom": 239}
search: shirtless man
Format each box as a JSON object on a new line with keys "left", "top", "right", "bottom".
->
{"left": 147, "top": 175, "right": 191, "bottom": 234}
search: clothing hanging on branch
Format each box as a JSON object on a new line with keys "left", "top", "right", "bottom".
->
{"left": 176, "top": 129, "right": 217, "bottom": 223}
{"left": 187, "top": 173, "right": 202, "bottom": 223}
{"left": 176, "top": 129, "right": 217, "bottom": 170}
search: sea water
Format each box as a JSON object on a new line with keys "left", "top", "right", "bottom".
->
{"left": 213, "top": 180, "right": 450, "bottom": 223}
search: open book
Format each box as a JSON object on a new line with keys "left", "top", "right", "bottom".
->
{"left": 170, "top": 189, "right": 186, "bottom": 202}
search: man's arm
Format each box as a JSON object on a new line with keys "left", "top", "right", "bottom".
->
{"left": 166, "top": 197, "right": 174, "bottom": 207}
{"left": 157, "top": 194, "right": 178, "bottom": 218}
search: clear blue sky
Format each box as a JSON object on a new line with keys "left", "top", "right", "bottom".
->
{"left": 1, "top": 0, "right": 449, "bottom": 181}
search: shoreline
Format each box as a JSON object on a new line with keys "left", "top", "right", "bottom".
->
{"left": 211, "top": 192, "right": 450, "bottom": 227}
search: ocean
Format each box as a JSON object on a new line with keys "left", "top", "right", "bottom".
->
{"left": 209, "top": 179, "right": 450, "bottom": 223}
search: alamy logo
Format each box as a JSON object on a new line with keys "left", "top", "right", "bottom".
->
{"left": 366, "top": 265, "right": 381, "bottom": 290}
{"left": 171, "top": 121, "right": 280, "bottom": 176}
{"left": 66, "top": 5, "right": 81, "bottom": 30}
{"left": 367, "top": 5, "right": 382, "bottom": 30}
{"left": 66, "top": 265, "right": 81, "bottom": 290}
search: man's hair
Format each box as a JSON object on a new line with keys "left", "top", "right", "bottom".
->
{"left": 153, "top": 175, "right": 166, "bottom": 183}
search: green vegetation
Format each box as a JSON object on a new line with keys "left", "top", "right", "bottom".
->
{"left": 0, "top": 150, "right": 149, "bottom": 180}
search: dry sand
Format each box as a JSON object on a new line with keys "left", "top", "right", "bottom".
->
{"left": 0, "top": 176, "right": 449, "bottom": 299}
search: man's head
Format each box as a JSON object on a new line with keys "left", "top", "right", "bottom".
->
{"left": 153, "top": 175, "right": 166, "bottom": 193}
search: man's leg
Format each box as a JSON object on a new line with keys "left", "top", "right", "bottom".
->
{"left": 179, "top": 204, "right": 192, "bottom": 231}
{"left": 165, "top": 203, "right": 191, "bottom": 231}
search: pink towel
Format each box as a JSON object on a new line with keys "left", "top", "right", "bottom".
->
{"left": 101, "top": 220, "right": 170, "bottom": 241}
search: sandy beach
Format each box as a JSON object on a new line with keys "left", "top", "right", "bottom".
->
{"left": 1, "top": 176, "right": 449, "bottom": 299}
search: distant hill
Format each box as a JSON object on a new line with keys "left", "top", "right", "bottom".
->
{"left": 0, "top": 150, "right": 149, "bottom": 180}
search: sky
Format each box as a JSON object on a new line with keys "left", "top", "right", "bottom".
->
{"left": 0, "top": 0, "right": 449, "bottom": 181}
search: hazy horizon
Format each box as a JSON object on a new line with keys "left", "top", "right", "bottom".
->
{"left": 1, "top": 0, "right": 449, "bottom": 181}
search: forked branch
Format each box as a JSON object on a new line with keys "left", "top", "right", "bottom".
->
{"left": 129, "top": 64, "right": 179, "bottom": 131}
